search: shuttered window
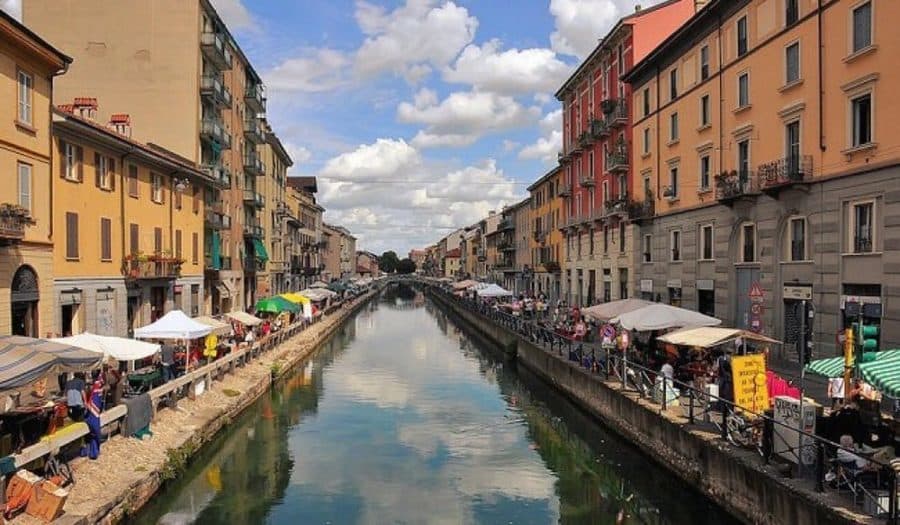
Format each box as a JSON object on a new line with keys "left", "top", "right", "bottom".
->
{"left": 154, "top": 227, "right": 163, "bottom": 254}
{"left": 175, "top": 229, "right": 182, "bottom": 259}
{"left": 192, "top": 232, "right": 198, "bottom": 264}
{"left": 17, "top": 162, "right": 31, "bottom": 211}
{"left": 130, "top": 223, "right": 139, "bottom": 256}
{"left": 65, "top": 212, "right": 79, "bottom": 259}
{"left": 100, "top": 218, "right": 112, "bottom": 261}
{"left": 128, "top": 164, "right": 139, "bottom": 197}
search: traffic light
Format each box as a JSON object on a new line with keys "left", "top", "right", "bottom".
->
{"left": 803, "top": 302, "right": 815, "bottom": 363}
{"left": 854, "top": 322, "right": 879, "bottom": 352}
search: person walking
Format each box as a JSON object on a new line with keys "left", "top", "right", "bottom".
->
{"left": 81, "top": 375, "right": 104, "bottom": 460}
{"left": 827, "top": 376, "right": 845, "bottom": 411}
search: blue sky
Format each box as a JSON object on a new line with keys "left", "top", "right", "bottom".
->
{"left": 4, "top": 0, "right": 660, "bottom": 254}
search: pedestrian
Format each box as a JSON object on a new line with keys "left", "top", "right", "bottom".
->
{"left": 160, "top": 342, "right": 175, "bottom": 382}
{"left": 81, "top": 374, "right": 104, "bottom": 460}
{"left": 65, "top": 372, "right": 86, "bottom": 421}
{"left": 827, "top": 376, "right": 845, "bottom": 411}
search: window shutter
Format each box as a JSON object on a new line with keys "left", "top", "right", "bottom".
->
{"left": 175, "top": 229, "right": 182, "bottom": 259}
{"left": 154, "top": 227, "right": 162, "bottom": 253}
{"left": 130, "top": 223, "right": 139, "bottom": 255}
{"left": 192, "top": 232, "right": 198, "bottom": 264}
{"left": 76, "top": 147, "right": 84, "bottom": 182}
{"left": 100, "top": 218, "right": 111, "bottom": 260}
{"left": 109, "top": 158, "right": 116, "bottom": 191}
{"left": 58, "top": 139, "right": 66, "bottom": 178}
{"left": 66, "top": 212, "right": 79, "bottom": 259}
{"left": 94, "top": 152, "right": 101, "bottom": 187}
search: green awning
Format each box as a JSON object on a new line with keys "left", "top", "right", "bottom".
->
{"left": 253, "top": 238, "right": 269, "bottom": 263}
{"left": 210, "top": 231, "right": 222, "bottom": 269}
{"left": 806, "top": 349, "right": 900, "bottom": 397}
{"left": 805, "top": 356, "right": 846, "bottom": 379}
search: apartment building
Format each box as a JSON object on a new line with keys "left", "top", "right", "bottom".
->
{"left": 0, "top": 11, "right": 70, "bottom": 337}
{"left": 24, "top": 0, "right": 270, "bottom": 314}
{"left": 441, "top": 229, "right": 464, "bottom": 278}
{"left": 557, "top": 0, "right": 695, "bottom": 308}
{"left": 258, "top": 125, "right": 293, "bottom": 296}
{"left": 356, "top": 251, "right": 379, "bottom": 278}
{"left": 52, "top": 102, "right": 215, "bottom": 335}
{"left": 485, "top": 210, "right": 515, "bottom": 287}
{"left": 527, "top": 167, "right": 564, "bottom": 301}
{"left": 625, "top": 0, "right": 899, "bottom": 355}
{"left": 510, "top": 198, "right": 533, "bottom": 295}
{"left": 285, "top": 177, "right": 324, "bottom": 290}
{"left": 337, "top": 227, "right": 356, "bottom": 279}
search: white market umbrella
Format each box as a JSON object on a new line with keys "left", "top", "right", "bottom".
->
{"left": 309, "top": 280, "right": 330, "bottom": 289}
{"left": 610, "top": 303, "right": 721, "bottom": 332}
{"left": 475, "top": 283, "right": 513, "bottom": 298}
{"left": 134, "top": 310, "right": 212, "bottom": 340}
{"left": 582, "top": 298, "right": 654, "bottom": 322}
{"left": 53, "top": 332, "right": 161, "bottom": 362}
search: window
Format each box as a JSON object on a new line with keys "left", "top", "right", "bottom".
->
{"left": 154, "top": 227, "right": 163, "bottom": 254}
{"left": 642, "top": 127, "right": 650, "bottom": 154}
{"left": 699, "top": 155, "right": 711, "bottom": 190}
{"left": 175, "top": 188, "right": 182, "bottom": 210}
{"left": 175, "top": 229, "right": 182, "bottom": 260}
{"left": 94, "top": 153, "right": 114, "bottom": 190}
{"left": 741, "top": 223, "right": 757, "bottom": 262}
{"left": 786, "top": 0, "right": 798, "bottom": 26}
{"left": 668, "top": 166, "right": 679, "bottom": 198}
{"left": 669, "top": 68, "right": 678, "bottom": 100}
{"left": 700, "top": 94, "right": 710, "bottom": 127}
{"left": 851, "top": 94, "right": 872, "bottom": 147}
{"left": 737, "top": 16, "right": 748, "bottom": 57}
{"left": 151, "top": 173, "right": 164, "bottom": 203}
{"left": 61, "top": 140, "right": 82, "bottom": 181}
{"left": 619, "top": 222, "right": 626, "bottom": 253}
{"left": 738, "top": 139, "right": 750, "bottom": 177}
{"left": 700, "top": 45, "right": 709, "bottom": 80}
{"left": 128, "top": 165, "right": 138, "bottom": 197}
{"left": 617, "top": 44, "right": 624, "bottom": 75}
{"left": 589, "top": 229, "right": 594, "bottom": 255}
{"left": 738, "top": 72, "right": 750, "bottom": 108}
{"left": 851, "top": 201, "right": 874, "bottom": 253}
{"left": 700, "top": 224, "right": 714, "bottom": 260}
{"left": 642, "top": 88, "right": 650, "bottom": 117}
{"left": 17, "top": 162, "right": 31, "bottom": 211}
{"left": 618, "top": 173, "right": 626, "bottom": 199}
{"left": 786, "top": 121, "right": 801, "bottom": 174}
{"left": 100, "top": 218, "right": 112, "bottom": 261}
{"left": 17, "top": 69, "right": 32, "bottom": 125}
{"left": 643, "top": 234, "right": 652, "bottom": 262}
{"left": 193, "top": 186, "right": 200, "bottom": 214}
{"left": 129, "top": 223, "right": 139, "bottom": 256}
{"left": 669, "top": 112, "right": 679, "bottom": 142}
{"left": 65, "top": 212, "right": 79, "bottom": 259}
{"left": 670, "top": 230, "right": 681, "bottom": 261}
{"left": 787, "top": 216, "right": 806, "bottom": 261}
{"left": 785, "top": 42, "right": 800, "bottom": 84}
{"left": 852, "top": 2, "right": 872, "bottom": 53}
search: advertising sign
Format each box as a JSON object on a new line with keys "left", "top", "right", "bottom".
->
{"left": 731, "top": 354, "right": 769, "bottom": 413}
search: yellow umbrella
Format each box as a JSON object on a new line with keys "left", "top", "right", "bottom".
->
{"left": 280, "top": 293, "right": 310, "bottom": 305}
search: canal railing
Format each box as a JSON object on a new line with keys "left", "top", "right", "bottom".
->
{"left": 428, "top": 285, "right": 900, "bottom": 523}
{"left": 6, "top": 288, "right": 379, "bottom": 476}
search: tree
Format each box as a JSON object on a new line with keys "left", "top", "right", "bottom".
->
{"left": 379, "top": 251, "right": 400, "bottom": 273}
{"left": 397, "top": 258, "right": 417, "bottom": 274}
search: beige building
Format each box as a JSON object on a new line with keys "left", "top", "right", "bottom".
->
{"left": 0, "top": 11, "right": 70, "bottom": 337}
{"left": 24, "top": 0, "right": 271, "bottom": 314}
{"left": 285, "top": 177, "right": 324, "bottom": 290}
{"left": 258, "top": 124, "right": 292, "bottom": 297}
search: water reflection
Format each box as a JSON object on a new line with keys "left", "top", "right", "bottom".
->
{"left": 132, "top": 285, "right": 734, "bottom": 525}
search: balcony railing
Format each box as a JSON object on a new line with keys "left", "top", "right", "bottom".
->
{"left": 715, "top": 170, "right": 758, "bottom": 204}
{"left": 200, "top": 31, "right": 233, "bottom": 70}
{"left": 200, "top": 75, "right": 232, "bottom": 108}
{"left": 204, "top": 164, "right": 232, "bottom": 189}
{"left": 591, "top": 118, "right": 609, "bottom": 138}
{"left": 243, "top": 190, "right": 265, "bottom": 209}
{"left": 0, "top": 204, "right": 31, "bottom": 243}
{"left": 627, "top": 196, "right": 655, "bottom": 222}
{"left": 200, "top": 118, "right": 232, "bottom": 149}
{"left": 606, "top": 100, "right": 628, "bottom": 127}
{"left": 244, "top": 117, "right": 265, "bottom": 144}
{"left": 558, "top": 184, "right": 572, "bottom": 197}
{"left": 243, "top": 216, "right": 264, "bottom": 238}
{"left": 579, "top": 174, "right": 595, "bottom": 187}
{"left": 498, "top": 218, "right": 514, "bottom": 231}
{"left": 245, "top": 83, "right": 267, "bottom": 113}
{"left": 605, "top": 196, "right": 629, "bottom": 216}
{"left": 578, "top": 130, "right": 594, "bottom": 149}
{"left": 605, "top": 147, "right": 629, "bottom": 172}
{"left": 204, "top": 210, "right": 231, "bottom": 230}
{"left": 244, "top": 151, "right": 265, "bottom": 176}
{"left": 124, "top": 255, "right": 182, "bottom": 280}
{"left": 758, "top": 155, "right": 813, "bottom": 194}
{"left": 243, "top": 257, "right": 264, "bottom": 273}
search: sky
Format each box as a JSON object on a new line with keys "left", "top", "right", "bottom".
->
{"left": 2, "top": 0, "right": 662, "bottom": 255}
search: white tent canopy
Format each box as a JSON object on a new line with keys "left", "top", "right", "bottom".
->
{"left": 452, "top": 279, "right": 479, "bottom": 290}
{"left": 225, "top": 311, "right": 263, "bottom": 326}
{"left": 474, "top": 283, "right": 513, "bottom": 297}
{"left": 193, "top": 316, "right": 232, "bottom": 336}
{"left": 309, "top": 280, "right": 330, "bottom": 289}
{"left": 657, "top": 327, "right": 780, "bottom": 348}
{"left": 582, "top": 298, "right": 654, "bottom": 322}
{"left": 300, "top": 288, "right": 336, "bottom": 301}
{"left": 133, "top": 310, "right": 213, "bottom": 340}
{"left": 610, "top": 303, "right": 721, "bottom": 331}
{"left": 52, "top": 332, "right": 161, "bottom": 362}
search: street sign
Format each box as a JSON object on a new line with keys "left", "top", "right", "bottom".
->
{"left": 750, "top": 303, "right": 763, "bottom": 315}
{"left": 602, "top": 324, "right": 616, "bottom": 339}
{"left": 748, "top": 281, "right": 764, "bottom": 300}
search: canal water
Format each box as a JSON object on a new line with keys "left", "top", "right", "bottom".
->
{"left": 131, "top": 284, "right": 738, "bottom": 525}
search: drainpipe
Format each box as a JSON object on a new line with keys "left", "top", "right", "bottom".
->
{"left": 119, "top": 152, "right": 135, "bottom": 263}
{"left": 817, "top": 0, "right": 825, "bottom": 152}
{"left": 654, "top": 65, "right": 661, "bottom": 202}
{"left": 717, "top": 12, "right": 725, "bottom": 177}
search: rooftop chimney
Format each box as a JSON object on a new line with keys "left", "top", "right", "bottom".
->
{"left": 109, "top": 114, "right": 132, "bottom": 138}
{"left": 635, "top": 4, "right": 642, "bottom": 12}
{"left": 72, "top": 97, "right": 98, "bottom": 120}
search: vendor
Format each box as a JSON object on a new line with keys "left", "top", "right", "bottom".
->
{"left": 65, "top": 372, "right": 87, "bottom": 421}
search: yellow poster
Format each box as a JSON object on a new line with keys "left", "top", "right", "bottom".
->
{"left": 731, "top": 354, "right": 769, "bottom": 414}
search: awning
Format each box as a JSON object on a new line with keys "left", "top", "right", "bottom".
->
{"left": 610, "top": 303, "right": 721, "bottom": 331}
{"left": 0, "top": 336, "right": 104, "bottom": 390}
{"left": 453, "top": 279, "right": 479, "bottom": 290}
{"left": 657, "top": 327, "right": 781, "bottom": 349}
{"left": 255, "top": 296, "right": 299, "bottom": 314}
{"left": 215, "top": 281, "right": 233, "bottom": 299}
{"left": 253, "top": 238, "right": 269, "bottom": 263}
{"left": 806, "top": 349, "right": 900, "bottom": 396}
{"left": 193, "top": 316, "right": 231, "bottom": 336}
{"left": 52, "top": 332, "right": 160, "bottom": 362}
{"left": 583, "top": 299, "right": 654, "bottom": 322}
{"left": 133, "top": 310, "right": 213, "bottom": 340}
{"left": 210, "top": 231, "right": 222, "bottom": 269}
{"left": 225, "top": 311, "right": 263, "bottom": 326}
{"left": 805, "top": 356, "right": 846, "bottom": 379}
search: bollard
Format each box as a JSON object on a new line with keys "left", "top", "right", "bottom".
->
{"left": 688, "top": 387, "right": 695, "bottom": 424}
{"left": 815, "top": 442, "right": 825, "bottom": 493}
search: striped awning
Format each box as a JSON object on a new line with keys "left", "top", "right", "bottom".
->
{"left": 0, "top": 336, "right": 103, "bottom": 390}
{"left": 859, "top": 350, "right": 900, "bottom": 397}
{"left": 805, "top": 355, "right": 847, "bottom": 379}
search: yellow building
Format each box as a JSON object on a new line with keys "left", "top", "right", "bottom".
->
{"left": 285, "top": 177, "right": 324, "bottom": 290}
{"left": 625, "top": 0, "right": 900, "bottom": 350}
{"left": 527, "top": 167, "right": 564, "bottom": 301}
{"left": 51, "top": 102, "right": 215, "bottom": 336}
{"left": 24, "top": 0, "right": 270, "bottom": 313}
{"left": 257, "top": 123, "right": 293, "bottom": 297}
{"left": 0, "top": 11, "right": 70, "bottom": 337}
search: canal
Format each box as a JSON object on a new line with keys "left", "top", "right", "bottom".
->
{"left": 131, "top": 284, "right": 738, "bottom": 524}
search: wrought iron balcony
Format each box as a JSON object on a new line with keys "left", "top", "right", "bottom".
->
{"left": 242, "top": 216, "right": 264, "bottom": 238}
{"left": 497, "top": 218, "right": 514, "bottom": 231}
{"left": 200, "top": 75, "right": 232, "bottom": 108}
{"left": 627, "top": 196, "right": 655, "bottom": 223}
{"left": 200, "top": 118, "right": 231, "bottom": 149}
{"left": 243, "top": 190, "right": 265, "bottom": 209}
{"left": 204, "top": 164, "right": 231, "bottom": 189}
{"left": 0, "top": 204, "right": 31, "bottom": 243}
{"left": 578, "top": 130, "right": 594, "bottom": 149}
{"left": 243, "top": 257, "right": 264, "bottom": 273}
{"left": 605, "top": 147, "right": 629, "bottom": 172}
{"left": 605, "top": 196, "right": 629, "bottom": 217}
{"left": 245, "top": 83, "right": 267, "bottom": 113}
{"left": 244, "top": 117, "right": 265, "bottom": 144}
{"left": 591, "top": 118, "right": 609, "bottom": 138}
{"left": 579, "top": 174, "right": 595, "bottom": 187}
{"left": 758, "top": 155, "right": 813, "bottom": 196}
{"left": 243, "top": 151, "right": 265, "bottom": 176}
{"left": 200, "top": 31, "right": 233, "bottom": 70}
{"left": 204, "top": 210, "right": 231, "bottom": 230}
{"left": 606, "top": 100, "right": 628, "bottom": 127}
{"left": 124, "top": 254, "right": 182, "bottom": 280}
{"left": 715, "top": 170, "right": 759, "bottom": 205}
{"left": 558, "top": 183, "right": 572, "bottom": 197}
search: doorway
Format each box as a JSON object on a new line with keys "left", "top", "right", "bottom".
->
{"left": 10, "top": 266, "right": 39, "bottom": 337}
{"left": 151, "top": 286, "right": 166, "bottom": 322}
{"left": 735, "top": 267, "right": 760, "bottom": 330}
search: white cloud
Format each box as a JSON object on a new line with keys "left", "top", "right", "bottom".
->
{"left": 354, "top": 0, "right": 478, "bottom": 82}
{"left": 519, "top": 109, "right": 563, "bottom": 165}
{"left": 443, "top": 39, "right": 572, "bottom": 95}
{"left": 265, "top": 48, "right": 351, "bottom": 93}
{"left": 284, "top": 144, "right": 312, "bottom": 165}
{"left": 398, "top": 89, "right": 540, "bottom": 149}
{"left": 549, "top": 0, "right": 639, "bottom": 58}
{"left": 319, "top": 138, "right": 420, "bottom": 182}
{"left": 0, "top": 0, "right": 20, "bottom": 20}
{"left": 210, "top": 0, "right": 256, "bottom": 32}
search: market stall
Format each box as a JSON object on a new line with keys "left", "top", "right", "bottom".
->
{"left": 582, "top": 298, "right": 654, "bottom": 322}
{"left": 0, "top": 336, "right": 103, "bottom": 391}
{"left": 610, "top": 303, "right": 721, "bottom": 331}
{"left": 224, "top": 311, "right": 263, "bottom": 327}
{"left": 254, "top": 296, "right": 300, "bottom": 315}
{"left": 473, "top": 283, "right": 513, "bottom": 298}
{"left": 280, "top": 293, "right": 313, "bottom": 320}
{"left": 192, "top": 316, "right": 232, "bottom": 337}
{"left": 133, "top": 310, "right": 213, "bottom": 375}
{"left": 452, "top": 279, "right": 478, "bottom": 291}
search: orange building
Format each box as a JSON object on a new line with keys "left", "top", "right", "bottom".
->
{"left": 527, "top": 167, "right": 564, "bottom": 300}
{"left": 625, "top": 0, "right": 900, "bottom": 353}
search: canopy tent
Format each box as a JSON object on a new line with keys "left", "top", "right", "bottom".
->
{"left": 805, "top": 356, "right": 847, "bottom": 379}
{"left": 134, "top": 310, "right": 213, "bottom": 340}
{"left": 474, "top": 283, "right": 513, "bottom": 297}
{"left": 299, "top": 288, "right": 337, "bottom": 301}
{"left": 806, "top": 350, "right": 900, "bottom": 397}
{"left": 280, "top": 293, "right": 313, "bottom": 319}
{"left": 452, "top": 279, "right": 479, "bottom": 290}
{"left": 657, "top": 327, "right": 781, "bottom": 349}
{"left": 52, "top": 332, "right": 161, "bottom": 362}
{"left": 582, "top": 298, "right": 654, "bottom": 322}
{"left": 255, "top": 296, "right": 300, "bottom": 314}
{"left": 0, "top": 336, "right": 104, "bottom": 390}
{"left": 225, "top": 311, "right": 263, "bottom": 326}
{"left": 610, "top": 303, "right": 721, "bottom": 331}
{"left": 309, "top": 280, "right": 330, "bottom": 289}
{"left": 192, "top": 316, "right": 232, "bottom": 336}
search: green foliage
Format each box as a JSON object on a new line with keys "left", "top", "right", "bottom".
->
{"left": 379, "top": 251, "right": 400, "bottom": 273}
{"left": 397, "top": 258, "right": 417, "bottom": 274}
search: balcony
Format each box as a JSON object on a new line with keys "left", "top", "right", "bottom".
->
{"left": 579, "top": 174, "right": 595, "bottom": 187}
{"left": 200, "top": 31, "right": 233, "bottom": 70}
{"left": 541, "top": 260, "right": 561, "bottom": 273}
{"left": 0, "top": 204, "right": 31, "bottom": 244}
{"left": 715, "top": 170, "right": 759, "bottom": 206}
{"left": 590, "top": 117, "right": 609, "bottom": 139}
{"left": 204, "top": 164, "right": 232, "bottom": 189}
{"left": 124, "top": 254, "right": 182, "bottom": 280}
{"left": 558, "top": 184, "right": 572, "bottom": 197}
{"left": 200, "top": 119, "right": 232, "bottom": 149}
{"left": 605, "top": 147, "right": 629, "bottom": 172}
{"left": 243, "top": 217, "right": 265, "bottom": 238}
{"left": 243, "top": 190, "right": 265, "bottom": 209}
{"left": 244, "top": 151, "right": 265, "bottom": 176}
{"left": 627, "top": 194, "right": 655, "bottom": 224}
{"left": 243, "top": 257, "right": 264, "bottom": 273}
{"left": 245, "top": 83, "right": 266, "bottom": 113}
{"left": 606, "top": 100, "right": 628, "bottom": 128}
{"left": 605, "top": 196, "right": 629, "bottom": 217}
{"left": 204, "top": 210, "right": 231, "bottom": 230}
{"left": 497, "top": 239, "right": 515, "bottom": 252}
{"left": 497, "top": 218, "right": 514, "bottom": 231}
{"left": 244, "top": 116, "right": 265, "bottom": 144}
{"left": 200, "top": 75, "right": 232, "bottom": 108}
{"left": 758, "top": 155, "right": 813, "bottom": 197}
{"left": 578, "top": 130, "right": 594, "bottom": 149}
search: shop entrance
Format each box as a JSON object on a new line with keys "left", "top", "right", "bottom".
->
{"left": 10, "top": 266, "right": 39, "bottom": 337}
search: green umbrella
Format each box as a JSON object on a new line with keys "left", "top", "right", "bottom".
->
{"left": 255, "top": 296, "right": 300, "bottom": 314}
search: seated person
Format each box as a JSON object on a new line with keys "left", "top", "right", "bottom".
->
{"left": 837, "top": 434, "right": 879, "bottom": 472}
